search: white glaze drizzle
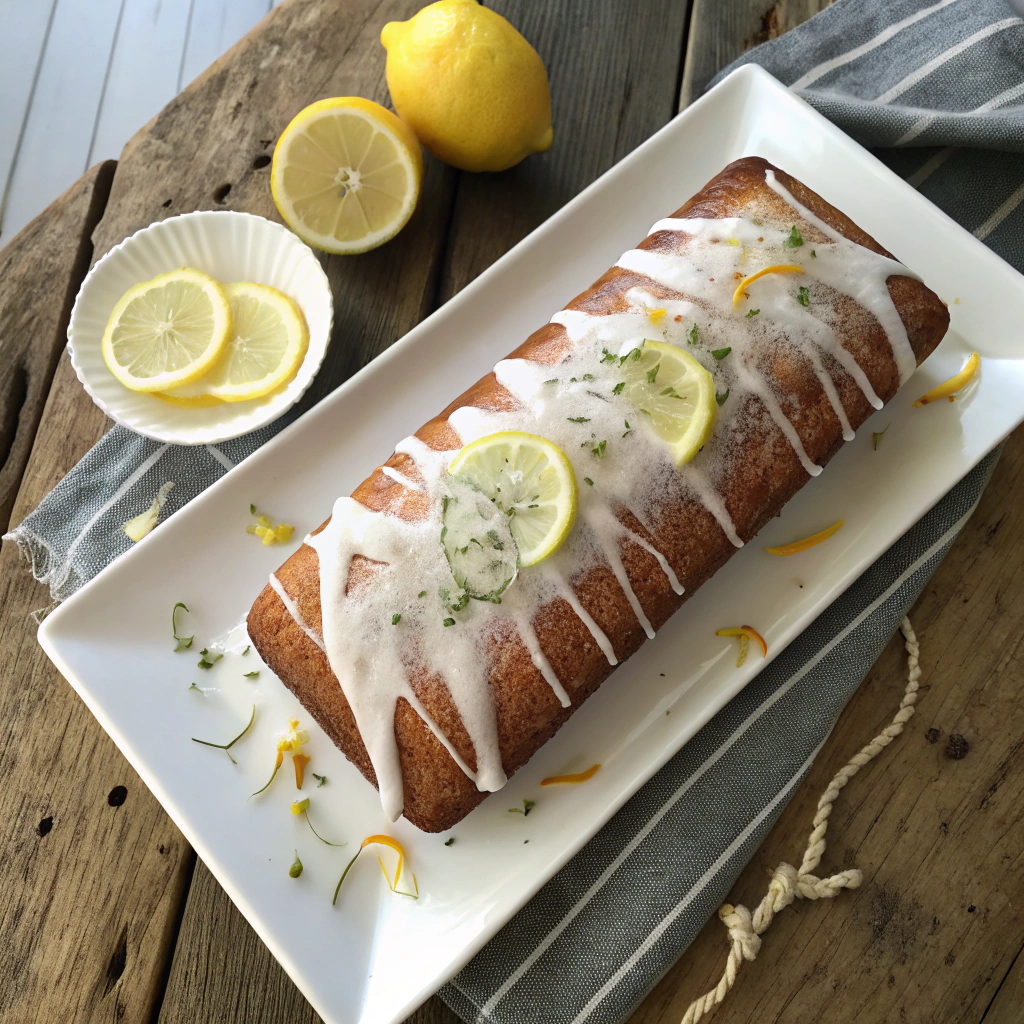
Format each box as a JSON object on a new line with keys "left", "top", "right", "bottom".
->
{"left": 269, "top": 573, "right": 323, "bottom": 652}
{"left": 278, "top": 172, "right": 922, "bottom": 820}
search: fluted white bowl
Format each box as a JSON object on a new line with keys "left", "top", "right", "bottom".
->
{"left": 68, "top": 210, "right": 333, "bottom": 444}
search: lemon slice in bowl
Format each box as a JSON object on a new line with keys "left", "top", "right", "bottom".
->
{"left": 448, "top": 432, "right": 577, "bottom": 567}
{"left": 271, "top": 97, "right": 423, "bottom": 255}
{"left": 619, "top": 340, "right": 717, "bottom": 466}
{"left": 162, "top": 282, "right": 309, "bottom": 403}
{"left": 101, "top": 267, "right": 231, "bottom": 392}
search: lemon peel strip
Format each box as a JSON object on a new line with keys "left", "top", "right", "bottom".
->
{"left": 540, "top": 763, "right": 602, "bottom": 786}
{"left": 913, "top": 352, "right": 980, "bottom": 407}
{"left": 764, "top": 520, "right": 844, "bottom": 556}
{"left": 732, "top": 265, "right": 803, "bottom": 307}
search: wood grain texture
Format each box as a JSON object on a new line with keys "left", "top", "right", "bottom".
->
{"left": 439, "top": 0, "right": 691, "bottom": 301}
{"left": 0, "top": 279, "right": 191, "bottom": 1022}
{"left": 0, "top": 160, "right": 114, "bottom": 535}
{"left": 627, "top": 427, "right": 1024, "bottom": 1023}
{"left": 679, "top": 0, "right": 835, "bottom": 107}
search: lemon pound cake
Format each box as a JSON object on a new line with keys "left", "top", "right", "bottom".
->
{"left": 247, "top": 157, "right": 949, "bottom": 832}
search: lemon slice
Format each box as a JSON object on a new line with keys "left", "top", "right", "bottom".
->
{"left": 271, "top": 97, "right": 423, "bottom": 254}
{"left": 448, "top": 432, "right": 577, "bottom": 567}
{"left": 163, "top": 282, "right": 309, "bottom": 403}
{"left": 620, "top": 340, "right": 717, "bottom": 466}
{"left": 101, "top": 267, "right": 231, "bottom": 392}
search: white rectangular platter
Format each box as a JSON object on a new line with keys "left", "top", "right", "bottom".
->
{"left": 38, "top": 65, "right": 1024, "bottom": 1024}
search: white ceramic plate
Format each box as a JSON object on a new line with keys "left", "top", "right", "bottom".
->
{"left": 68, "top": 210, "right": 333, "bottom": 444}
{"left": 39, "top": 65, "right": 1024, "bottom": 1024}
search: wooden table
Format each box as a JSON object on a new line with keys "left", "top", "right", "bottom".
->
{"left": 1, "top": 2, "right": 1022, "bottom": 1022}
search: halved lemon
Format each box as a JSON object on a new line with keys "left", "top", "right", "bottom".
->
{"left": 271, "top": 97, "right": 423, "bottom": 254}
{"left": 620, "top": 340, "right": 717, "bottom": 466}
{"left": 162, "top": 282, "right": 308, "bottom": 403}
{"left": 448, "top": 432, "right": 577, "bottom": 567}
{"left": 101, "top": 267, "right": 232, "bottom": 392}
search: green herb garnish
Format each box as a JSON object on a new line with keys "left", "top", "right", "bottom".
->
{"left": 509, "top": 799, "right": 535, "bottom": 816}
{"left": 197, "top": 648, "right": 222, "bottom": 670}
{"left": 646, "top": 364, "right": 660, "bottom": 384}
{"left": 391, "top": 613, "right": 402, "bottom": 625}
{"left": 543, "top": 378, "right": 558, "bottom": 386}
{"left": 622, "top": 419, "right": 632, "bottom": 438}
{"left": 688, "top": 323, "right": 699, "bottom": 346}
{"left": 188, "top": 682, "right": 202, "bottom": 693}
{"left": 289, "top": 851, "right": 303, "bottom": 878}
{"left": 619, "top": 347, "right": 642, "bottom": 366}
{"left": 584, "top": 477, "right": 594, "bottom": 486}
{"left": 797, "top": 286, "right": 810, "bottom": 307}
{"left": 418, "top": 590, "right": 427, "bottom": 598}
{"left": 242, "top": 645, "right": 251, "bottom": 656}
{"left": 443, "top": 617, "right": 456, "bottom": 627}
{"left": 243, "top": 670, "right": 260, "bottom": 679}
{"left": 711, "top": 347, "right": 731, "bottom": 360}
{"left": 172, "top": 602, "right": 193, "bottom": 651}
{"left": 745, "top": 308, "right": 760, "bottom": 318}
{"left": 591, "top": 439, "right": 607, "bottom": 458}
{"left": 581, "top": 373, "right": 596, "bottom": 382}
{"left": 716, "top": 390, "right": 730, "bottom": 406}
{"left": 785, "top": 225, "right": 804, "bottom": 248}
{"left": 300, "top": 805, "right": 347, "bottom": 847}
{"left": 811, "top": 249, "right": 817, "bottom": 258}
{"left": 445, "top": 837, "right": 455, "bottom": 846}
{"left": 600, "top": 348, "right": 617, "bottom": 364}
{"left": 612, "top": 381, "right": 625, "bottom": 395}
{"left": 567, "top": 416, "right": 590, "bottom": 423}
{"left": 312, "top": 773, "right": 327, "bottom": 787}
{"left": 191, "top": 704, "right": 256, "bottom": 765}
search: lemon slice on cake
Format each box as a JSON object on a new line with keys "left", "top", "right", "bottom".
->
{"left": 271, "top": 97, "right": 423, "bottom": 254}
{"left": 101, "top": 268, "right": 232, "bottom": 392}
{"left": 619, "top": 340, "right": 717, "bottom": 466}
{"left": 448, "top": 432, "right": 577, "bottom": 567}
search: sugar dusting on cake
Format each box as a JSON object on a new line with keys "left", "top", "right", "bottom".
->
{"left": 274, "top": 169, "right": 918, "bottom": 822}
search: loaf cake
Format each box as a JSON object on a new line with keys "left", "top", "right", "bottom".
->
{"left": 247, "top": 157, "right": 949, "bottom": 832}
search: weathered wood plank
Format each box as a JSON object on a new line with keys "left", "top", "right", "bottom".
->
{"left": 0, "top": 160, "right": 115, "bottom": 535}
{"left": 628, "top": 427, "right": 1024, "bottom": 1024}
{"left": 0, "top": 220, "right": 195, "bottom": 1024}
{"left": 679, "top": 0, "right": 834, "bottom": 108}
{"left": 983, "top": 944, "right": 1024, "bottom": 1023}
{"left": 157, "top": 3, "right": 694, "bottom": 1022}
{"left": 439, "top": 0, "right": 691, "bottom": 301}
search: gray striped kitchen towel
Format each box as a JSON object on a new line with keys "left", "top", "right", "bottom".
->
{"left": 4, "top": 0, "right": 1022, "bottom": 1021}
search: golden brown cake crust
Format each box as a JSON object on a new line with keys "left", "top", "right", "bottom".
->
{"left": 247, "top": 157, "right": 949, "bottom": 832}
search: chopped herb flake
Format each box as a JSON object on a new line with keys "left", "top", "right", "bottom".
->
{"left": 688, "top": 323, "right": 699, "bottom": 346}
{"left": 289, "top": 851, "right": 303, "bottom": 878}
{"left": 443, "top": 617, "right": 456, "bottom": 627}
{"left": 612, "top": 381, "right": 625, "bottom": 395}
{"left": 243, "top": 670, "right": 260, "bottom": 679}
{"left": 445, "top": 837, "right": 455, "bottom": 846}
{"left": 785, "top": 225, "right": 804, "bottom": 248}
{"left": 797, "top": 285, "right": 810, "bottom": 307}
{"left": 188, "top": 682, "right": 202, "bottom": 693}
{"left": 509, "top": 799, "right": 535, "bottom": 816}
{"left": 584, "top": 477, "right": 594, "bottom": 486}
{"left": 716, "top": 390, "right": 730, "bottom": 406}
{"left": 810, "top": 249, "right": 817, "bottom": 258}
{"left": 391, "top": 613, "right": 402, "bottom": 625}
{"left": 242, "top": 645, "right": 251, "bottom": 656}
{"left": 600, "top": 348, "right": 617, "bottom": 364}
{"left": 418, "top": 590, "right": 427, "bottom": 598}
{"left": 172, "top": 602, "right": 193, "bottom": 652}
{"left": 543, "top": 378, "right": 558, "bottom": 386}
{"left": 197, "top": 648, "right": 223, "bottom": 670}
{"left": 312, "top": 773, "right": 328, "bottom": 787}
{"left": 711, "top": 347, "right": 732, "bottom": 360}
{"left": 591, "top": 439, "right": 607, "bottom": 458}
{"left": 567, "top": 416, "right": 590, "bottom": 423}
{"left": 250, "top": 503, "right": 257, "bottom": 515}
{"left": 745, "top": 308, "right": 760, "bottom": 318}
{"left": 581, "top": 373, "right": 596, "bottom": 382}
{"left": 191, "top": 704, "right": 256, "bottom": 765}
{"left": 646, "top": 364, "right": 660, "bottom": 384}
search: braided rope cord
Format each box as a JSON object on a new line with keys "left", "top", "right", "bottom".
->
{"left": 681, "top": 616, "right": 922, "bottom": 1024}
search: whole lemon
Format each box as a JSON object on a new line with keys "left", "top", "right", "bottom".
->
{"left": 380, "top": 0, "right": 553, "bottom": 173}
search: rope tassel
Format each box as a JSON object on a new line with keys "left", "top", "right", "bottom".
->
{"left": 681, "top": 617, "right": 922, "bottom": 1024}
